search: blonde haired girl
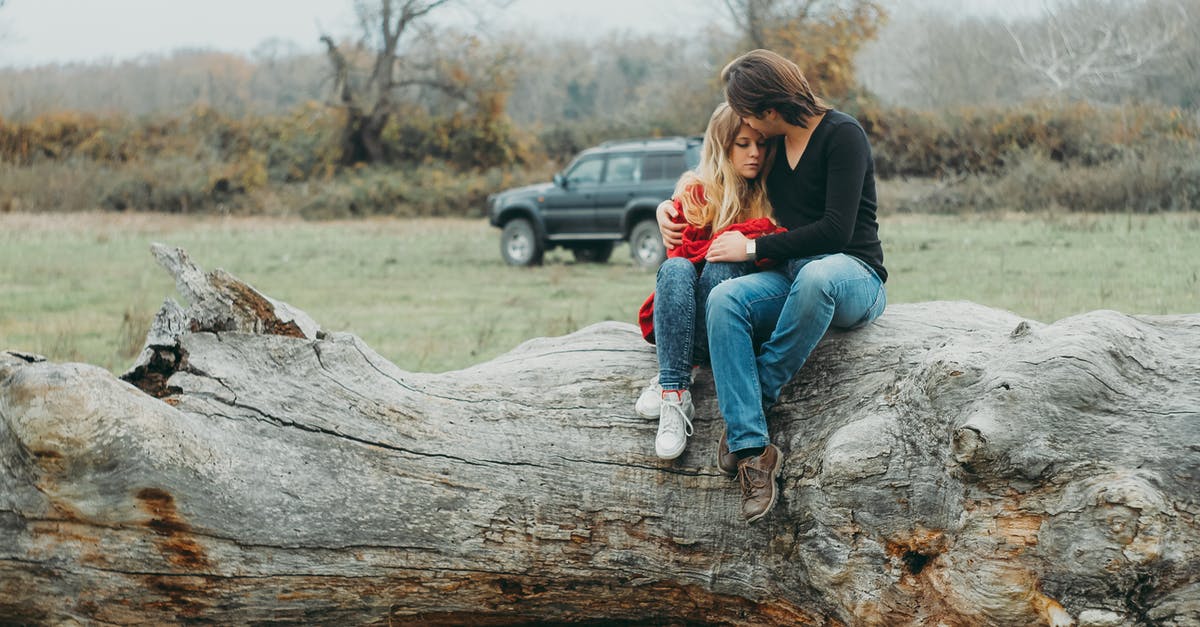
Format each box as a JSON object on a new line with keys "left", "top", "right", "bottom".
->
{"left": 636, "top": 102, "right": 782, "bottom": 460}
{"left": 675, "top": 102, "right": 774, "bottom": 234}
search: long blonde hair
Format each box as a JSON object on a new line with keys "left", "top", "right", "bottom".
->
{"left": 674, "top": 102, "right": 775, "bottom": 233}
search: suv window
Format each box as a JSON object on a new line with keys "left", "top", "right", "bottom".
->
{"left": 566, "top": 157, "right": 604, "bottom": 186}
{"left": 605, "top": 154, "right": 641, "bottom": 184}
{"left": 641, "top": 152, "right": 688, "bottom": 182}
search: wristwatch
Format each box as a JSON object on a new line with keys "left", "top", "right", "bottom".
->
{"left": 745, "top": 239, "right": 757, "bottom": 260}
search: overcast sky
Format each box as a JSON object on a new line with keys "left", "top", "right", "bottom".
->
{"left": 0, "top": 0, "right": 1044, "bottom": 68}
{"left": 0, "top": 0, "right": 712, "bottom": 67}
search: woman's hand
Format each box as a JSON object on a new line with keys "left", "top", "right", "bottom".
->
{"left": 657, "top": 200, "right": 685, "bottom": 249}
{"left": 705, "top": 231, "right": 751, "bottom": 262}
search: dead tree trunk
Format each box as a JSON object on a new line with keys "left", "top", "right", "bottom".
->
{"left": 2, "top": 245, "right": 1198, "bottom": 626}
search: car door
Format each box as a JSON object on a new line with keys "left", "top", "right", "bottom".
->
{"left": 592, "top": 153, "right": 642, "bottom": 237}
{"left": 541, "top": 155, "right": 604, "bottom": 237}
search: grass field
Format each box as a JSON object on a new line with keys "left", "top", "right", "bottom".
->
{"left": 2, "top": 211, "right": 1198, "bottom": 374}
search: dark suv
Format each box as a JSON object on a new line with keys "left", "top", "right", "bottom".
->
{"left": 488, "top": 136, "right": 702, "bottom": 269}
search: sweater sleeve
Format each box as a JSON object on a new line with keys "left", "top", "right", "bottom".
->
{"left": 754, "top": 122, "right": 870, "bottom": 261}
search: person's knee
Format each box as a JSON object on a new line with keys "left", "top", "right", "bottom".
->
{"left": 793, "top": 261, "right": 840, "bottom": 300}
{"left": 657, "top": 257, "right": 695, "bottom": 281}
{"left": 701, "top": 260, "right": 743, "bottom": 282}
{"left": 697, "top": 263, "right": 740, "bottom": 295}
{"left": 706, "top": 279, "right": 745, "bottom": 321}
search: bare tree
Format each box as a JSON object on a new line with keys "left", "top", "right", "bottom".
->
{"left": 861, "top": 11, "right": 1029, "bottom": 109}
{"left": 722, "top": 0, "right": 849, "bottom": 48}
{"left": 322, "top": 0, "right": 448, "bottom": 164}
{"left": 722, "top": 0, "right": 778, "bottom": 48}
{"left": 1005, "top": 0, "right": 1192, "bottom": 99}
{"left": 719, "top": 0, "right": 885, "bottom": 99}
{"left": 320, "top": 0, "right": 508, "bottom": 164}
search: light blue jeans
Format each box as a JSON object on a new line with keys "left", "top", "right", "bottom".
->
{"left": 706, "top": 253, "right": 887, "bottom": 452}
{"left": 654, "top": 257, "right": 757, "bottom": 390}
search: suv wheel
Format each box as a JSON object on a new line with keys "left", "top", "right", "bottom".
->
{"left": 629, "top": 219, "right": 666, "bottom": 270}
{"left": 501, "top": 218, "right": 544, "bottom": 266}
{"left": 571, "top": 242, "right": 614, "bottom": 264}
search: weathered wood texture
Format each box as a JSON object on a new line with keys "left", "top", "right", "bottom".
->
{"left": 2, "top": 245, "right": 1198, "bottom": 626}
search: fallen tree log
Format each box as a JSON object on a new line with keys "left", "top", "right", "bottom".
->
{"left": 2, "top": 245, "right": 1198, "bottom": 626}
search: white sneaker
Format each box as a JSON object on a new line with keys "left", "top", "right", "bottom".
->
{"left": 655, "top": 389, "right": 694, "bottom": 460}
{"left": 635, "top": 376, "right": 663, "bottom": 418}
{"left": 636, "top": 368, "right": 699, "bottom": 418}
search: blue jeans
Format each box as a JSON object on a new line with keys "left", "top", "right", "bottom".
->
{"left": 654, "top": 257, "right": 757, "bottom": 390}
{"left": 706, "top": 253, "right": 887, "bottom": 452}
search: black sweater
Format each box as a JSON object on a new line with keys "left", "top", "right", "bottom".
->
{"left": 755, "top": 110, "right": 887, "bottom": 283}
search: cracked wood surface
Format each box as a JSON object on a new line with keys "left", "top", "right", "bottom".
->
{"left": 2, "top": 245, "right": 1199, "bottom": 625}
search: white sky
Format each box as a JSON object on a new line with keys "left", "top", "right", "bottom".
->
{"left": 0, "top": 0, "right": 712, "bottom": 67}
{"left": 0, "top": 0, "right": 1043, "bottom": 68}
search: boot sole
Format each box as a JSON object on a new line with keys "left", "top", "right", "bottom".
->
{"left": 745, "top": 446, "right": 783, "bottom": 524}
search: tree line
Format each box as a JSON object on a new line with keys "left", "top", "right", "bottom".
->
{"left": 0, "top": 0, "right": 1197, "bottom": 217}
{"left": 4, "top": 1, "right": 1197, "bottom": 119}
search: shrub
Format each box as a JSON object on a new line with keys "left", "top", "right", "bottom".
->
{"left": 379, "top": 105, "right": 534, "bottom": 171}
{"left": 4, "top": 100, "right": 1197, "bottom": 217}
{"left": 100, "top": 156, "right": 225, "bottom": 213}
{"left": 297, "top": 164, "right": 553, "bottom": 220}
{"left": 862, "top": 101, "right": 1199, "bottom": 179}
{"left": 886, "top": 140, "right": 1200, "bottom": 214}
{"left": 0, "top": 159, "right": 118, "bottom": 212}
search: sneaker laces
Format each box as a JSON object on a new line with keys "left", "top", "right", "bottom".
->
{"left": 659, "top": 392, "right": 694, "bottom": 438}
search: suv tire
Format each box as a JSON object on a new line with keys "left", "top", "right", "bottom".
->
{"left": 571, "top": 242, "right": 615, "bottom": 264}
{"left": 629, "top": 219, "right": 667, "bottom": 270}
{"left": 501, "top": 218, "right": 544, "bottom": 266}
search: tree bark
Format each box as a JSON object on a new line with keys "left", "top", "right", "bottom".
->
{"left": 2, "top": 245, "right": 1198, "bottom": 626}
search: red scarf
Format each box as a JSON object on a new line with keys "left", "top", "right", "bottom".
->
{"left": 637, "top": 200, "right": 784, "bottom": 343}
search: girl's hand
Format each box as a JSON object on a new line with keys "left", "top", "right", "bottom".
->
{"left": 705, "top": 231, "right": 750, "bottom": 262}
{"left": 657, "top": 200, "right": 685, "bottom": 249}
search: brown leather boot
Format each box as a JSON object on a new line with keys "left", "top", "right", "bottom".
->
{"left": 737, "top": 444, "right": 782, "bottom": 523}
{"left": 717, "top": 427, "right": 738, "bottom": 476}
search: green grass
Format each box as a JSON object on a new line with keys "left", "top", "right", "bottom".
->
{"left": 884, "top": 211, "right": 1200, "bottom": 318}
{"left": 2, "top": 212, "right": 1198, "bottom": 375}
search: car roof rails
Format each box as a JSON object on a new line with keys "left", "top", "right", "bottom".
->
{"left": 597, "top": 136, "right": 690, "bottom": 148}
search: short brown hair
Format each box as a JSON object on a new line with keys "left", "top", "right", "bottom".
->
{"left": 721, "top": 49, "right": 829, "bottom": 128}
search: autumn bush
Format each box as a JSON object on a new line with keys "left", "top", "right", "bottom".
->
{"left": 859, "top": 100, "right": 1200, "bottom": 178}
{"left": 857, "top": 102, "right": 1200, "bottom": 213}
{"left": 0, "top": 102, "right": 531, "bottom": 214}
{"left": 3, "top": 99, "right": 1198, "bottom": 216}
{"left": 884, "top": 138, "right": 1200, "bottom": 214}
{"left": 380, "top": 104, "right": 533, "bottom": 170}
{"left": 294, "top": 163, "right": 553, "bottom": 220}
